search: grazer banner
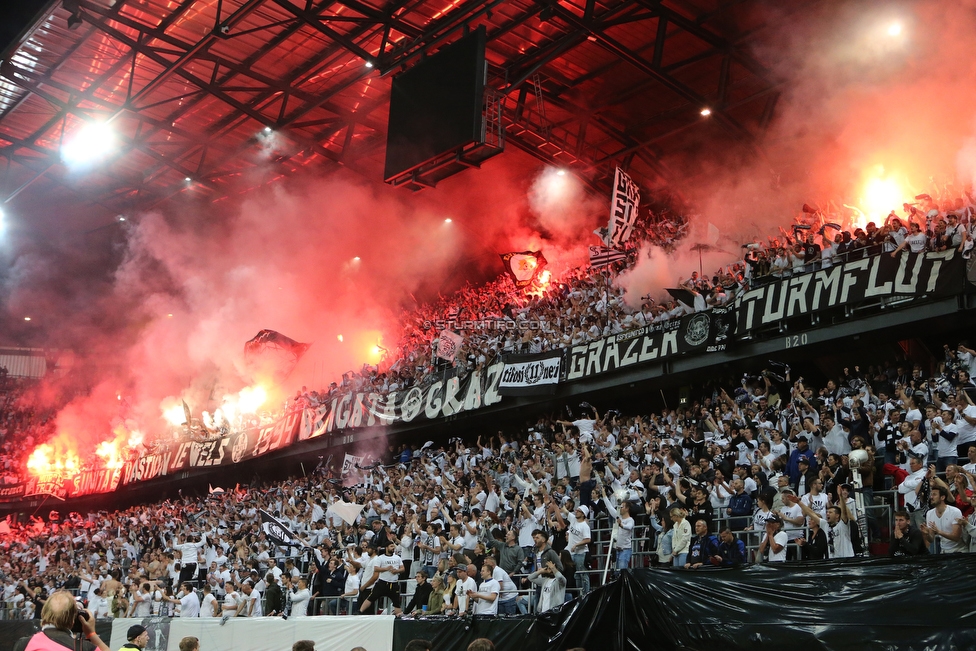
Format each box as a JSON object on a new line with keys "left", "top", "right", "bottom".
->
{"left": 736, "top": 249, "right": 964, "bottom": 332}
{"left": 499, "top": 351, "right": 562, "bottom": 395}
{"left": 298, "top": 362, "right": 505, "bottom": 441}
{"left": 566, "top": 306, "right": 734, "bottom": 381}
{"left": 608, "top": 167, "right": 640, "bottom": 247}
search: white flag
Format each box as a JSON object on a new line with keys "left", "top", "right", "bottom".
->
{"left": 607, "top": 167, "right": 640, "bottom": 247}
{"left": 436, "top": 329, "right": 463, "bottom": 362}
{"left": 327, "top": 502, "right": 366, "bottom": 526}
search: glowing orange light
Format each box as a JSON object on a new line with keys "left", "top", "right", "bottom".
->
{"left": 700, "top": 108, "right": 712, "bottom": 116}
{"left": 888, "top": 23, "right": 902, "bottom": 36}
{"left": 337, "top": 334, "right": 344, "bottom": 342}
{"left": 859, "top": 168, "right": 908, "bottom": 228}
{"left": 162, "top": 403, "right": 187, "bottom": 426}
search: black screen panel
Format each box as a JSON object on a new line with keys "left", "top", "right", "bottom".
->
{"left": 384, "top": 26, "right": 486, "bottom": 181}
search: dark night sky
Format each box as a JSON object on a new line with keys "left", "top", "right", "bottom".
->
{"left": 0, "top": 1, "right": 53, "bottom": 56}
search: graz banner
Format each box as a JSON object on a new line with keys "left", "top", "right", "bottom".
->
{"left": 499, "top": 352, "right": 562, "bottom": 395}
{"left": 299, "top": 363, "right": 505, "bottom": 441}
{"left": 736, "top": 249, "right": 964, "bottom": 332}
{"left": 566, "top": 306, "right": 734, "bottom": 381}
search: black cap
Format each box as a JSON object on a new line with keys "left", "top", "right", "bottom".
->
{"left": 127, "top": 625, "right": 147, "bottom": 640}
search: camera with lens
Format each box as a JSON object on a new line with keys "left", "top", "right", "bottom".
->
{"left": 71, "top": 609, "right": 90, "bottom": 634}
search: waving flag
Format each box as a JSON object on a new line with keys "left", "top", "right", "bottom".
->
{"left": 327, "top": 501, "right": 367, "bottom": 526}
{"left": 259, "top": 509, "right": 306, "bottom": 547}
{"left": 500, "top": 251, "right": 547, "bottom": 288}
{"left": 607, "top": 167, "right": 640, "bottom": 247}
{"left": 436, "top": 329, "right": 463, "bottom": 362}
{"left": 589, "top": 245, "right": 628, "bottom": 268}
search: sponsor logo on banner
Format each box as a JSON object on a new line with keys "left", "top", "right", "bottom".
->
{"left": 499, "top": 353, "right": 562, "bottom": 396}
{"left": 735, "top": 249, "right": 963, "bottom": 332}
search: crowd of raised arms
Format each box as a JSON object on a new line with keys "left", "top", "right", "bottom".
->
{"left": 2, "top": 186, "right": 975, "bottom": 481}
{"left": 3, "top": 333, "right": 976, "bottom": 619}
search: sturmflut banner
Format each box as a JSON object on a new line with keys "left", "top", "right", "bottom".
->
{"left": 736, "top": 249, "right": 964, "bottom": 332}
{"left": 499, "top": 351, "right": 562, "bottom": 395}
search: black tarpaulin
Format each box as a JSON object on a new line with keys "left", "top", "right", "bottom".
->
{"left": 529, "top": 555, "right": 976, "bottom": 651}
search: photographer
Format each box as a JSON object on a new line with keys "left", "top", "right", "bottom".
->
{"left": 12, "top": 590, "right": 109, "bottom": 651}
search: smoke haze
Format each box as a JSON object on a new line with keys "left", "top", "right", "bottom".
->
{"left": 4, "top": 0, "right": 976, "bottom": 457}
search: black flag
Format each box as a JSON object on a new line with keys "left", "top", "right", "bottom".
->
{"left": 259, "top": 509, "right": 305, "bottom": 547}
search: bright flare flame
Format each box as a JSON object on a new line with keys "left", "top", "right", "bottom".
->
{"left": 27, "top": 444, "right": 81, "bottom": 478}
{"left": 888, "top": 23, "right": 902, "bottom": 36}
{"left": 237, "top": 386, "right": 267, "bottom": 413}
{"left": 163, "top": 403, "right": 187, "bottom": 426}
{"left": 95, "top": 440, "right": 125, "bottom": 470}
{"left": 861, "top": 170, "right": 907, "bottom": 226}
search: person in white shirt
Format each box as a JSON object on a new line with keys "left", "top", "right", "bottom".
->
{"left": 484, "top": 558, "right": 518, "bottom": 615}
{"left": 468, "top": 565, "right": 500, "bottom": 615}
{"left": 175, "top": 583, "right": 200, "bottom": 617}
{"left": 566, "top": 506, "right": 592, "bottom": 593}
{"left": 758, "top": 515, "right": 788, "bottom": 562}
{"left": 453, "top": 565, "right": 477, "bottom": 614}
{"left": 88, "top": 587, "right": 110, "bottom": 618}
{"left": 360, "top": 543, "right": 404, "bottom": 615}
{"left": 199, "top": 584, "right": 219, "bottom": 618}
{"left": 922, "top": 485, "right": 965, "bottom": 554}
{"left": 129, "top": 583, "right": 152, "bottom": 618}
{"left": 788, "top": 493, "right": 854, "bottom": 558}
{"left": 287, "top": 578, "right": 311, "bottom": 617}
{"left": 238, "top": 583, "right": 261, "bottom": 617}
{"left": 175, "top": 533, "right": 206, "bottom": 585}
{"left": 222, "top": 582, "right": 240, "bottom": 617}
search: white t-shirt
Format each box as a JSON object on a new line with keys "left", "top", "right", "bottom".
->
{"left": 200, "top": 592, "right": 218, "bottom": 617}
{"left": 179, "top": 591, "right": 200, "bottom": 617}
{"left": 472, "top": 578, "right": 500, "bottom": 615}
{"left": 801, "top": 493, "right": 829, "bottom": 525}
{"left": 567, "top": 520, "right": 591, "bottom": 553}
{"left": 826, "top": 520, "right": 854, "bottom": 559}
{"left": 926, "top": 505, "right": 966, "bottom": 553}
{"left": 763, "top": 531, "right": 788, "bottom": 562}
{"left": 455, "top": 576, "right": 477, "bottom": 613}
{"left": 376, "top": 554, "right": 403, "bottom": 583}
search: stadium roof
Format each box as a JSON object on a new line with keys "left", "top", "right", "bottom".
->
{"left": 0, "top": 0, "right": 790, "bottom": 222}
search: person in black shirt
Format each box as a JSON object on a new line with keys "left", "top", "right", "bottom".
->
{"left": 684, "top": 520, "right": 720, "bottom": 569}
{"left": 794, "top": 516, "right": 828, "bottom": 560}
{"left": 888, "top": 510, "right": 927, "bottom": 556}
{"left": 404, "top": 570, "right": 434, "bottom": 615}
{"left": 715, "top": 528, "right": 746, "bottom": 567}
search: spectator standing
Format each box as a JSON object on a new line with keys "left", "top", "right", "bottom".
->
{"left": 922, "top": 486, "right": 964, "bottom": 554}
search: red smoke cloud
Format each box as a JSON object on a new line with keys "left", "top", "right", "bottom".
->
{"left": 8, "top": 0, "right": 976, "bottom": 469}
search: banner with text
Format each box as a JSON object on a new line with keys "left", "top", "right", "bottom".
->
{"left": 566, "top": 305, "right": 735, "bottom": 381}
{"left": 298, "top": 362, "right": 505, "bottom": 441}
{"left": 736, "top": 249, "right": 963, "bottom": 332}
{"left": 499, "top": 351, "right": 562, "bottom": 395}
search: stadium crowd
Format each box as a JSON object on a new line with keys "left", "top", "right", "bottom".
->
{"left": 3, "top": 337, "right": 976, "bottom": 621}
{"left": 292, "top": 194, "right": 976, "bottom": 417}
